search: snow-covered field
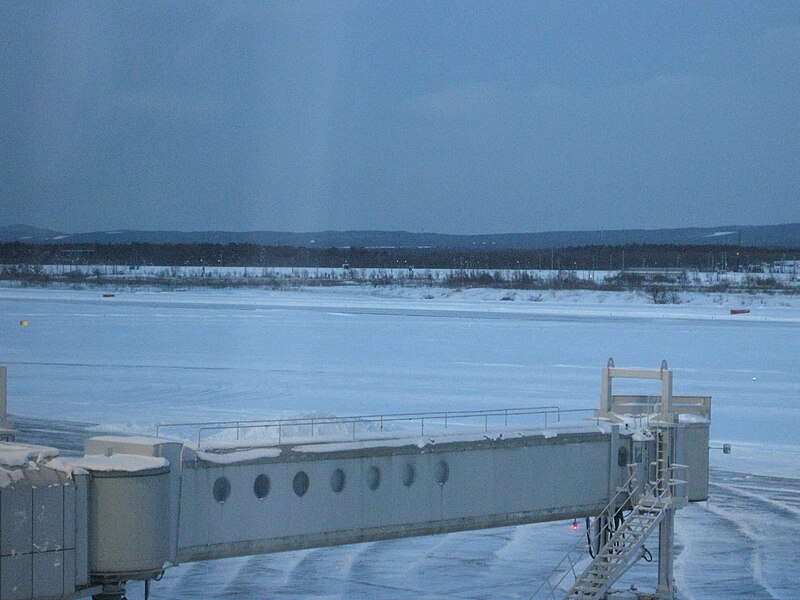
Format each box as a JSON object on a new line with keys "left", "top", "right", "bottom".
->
{"left": 6, "top": 262, "right": 800, "bottom": 292}
{"left": 1, "top": 285, "right": 798, "bottom": 598}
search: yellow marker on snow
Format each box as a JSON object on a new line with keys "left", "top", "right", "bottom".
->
{"left": 20, "top": 320, "right": 28, "bottom": 326}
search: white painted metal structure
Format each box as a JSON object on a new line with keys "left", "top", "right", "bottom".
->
{"left": 0, "top": 361, "right": 711, "bottom": 600}
{"left": 0, "top": 367, "right": 16, "bottom": 441}
{"left": 534, "top": 360, "right": 693, "bottom": 599}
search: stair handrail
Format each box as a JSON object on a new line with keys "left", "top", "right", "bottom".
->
{"left": 565, "top": 464, "right": 686, "bottom": 598}
{"left": 529, "top": 467, "right": 639, "bottom": 599}
{"left": 645, "top": 462, "right": 689, "bottom": 504}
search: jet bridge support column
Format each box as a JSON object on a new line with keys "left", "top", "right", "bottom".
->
{"left": 656, "top": 505, "right": 676, "bottom": 599}
{"left": 93, "top": 582, "right": 127, "bottom": 600}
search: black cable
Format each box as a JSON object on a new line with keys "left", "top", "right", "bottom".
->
{"left": 641, "top": 545, "right": 653, "bottom": 562}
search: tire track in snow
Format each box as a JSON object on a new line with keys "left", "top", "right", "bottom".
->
{"left": 151, "top": 557, "right": 250, "bottom": 600}
{"left": 675, "top": 469, "right": 800, "bottom": 600}
{"left": 707, "top": 475, "right": 800, "bottom": 598}
{"left": 342, "top": 538, "right": 439, "bottom": 597}
{"left": 271, "top": 543, "right": 424, "bottom": 598}
{"left": 675, "top": 503, "right": 778, "bottom": 600}
{"left": 228, "top": 547, "right": 354, "bottom": 598}
{"left": 718, "top": 483, "right": 800, "bottom": 518}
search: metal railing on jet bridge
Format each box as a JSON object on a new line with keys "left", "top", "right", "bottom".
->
{"left": 155, "top": 406, "right": 596, "bottom": 448}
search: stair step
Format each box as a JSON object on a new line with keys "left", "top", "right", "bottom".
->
{"left": 618, "top": 531, "right": 643, "bottom": 539}
{"left": 586, "top": 572, "right": 612, "bottom": 579}
{"left": 574, "top": 584, "right": 604, "bottom": 592}
{"left": 585, "top": 565, "right": 619, "bottom": 577}
{"left": 597, "top": 552, "right": 627, "bottom": 560}
{"left": 589, "top": 564, "right": 617, "bottom": 573}
{"left": 599, "top": 547, "right": 629, "bottom": 555}
{"left": 599, "top": 548, "right": 632, "bottom": 558}
{"left": 600, "top": 550, "right": 633, "bottom": 559}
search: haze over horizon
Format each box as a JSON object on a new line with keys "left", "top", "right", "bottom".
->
{"left": 4, "top": 221, "right": 800, "bottom": 238}
{"left": 2, "top": 2, "right": 799, "bottom": 235}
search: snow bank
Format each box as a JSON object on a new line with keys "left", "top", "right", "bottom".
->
{"left": 49, "top": 454, "right": 168, "bottom": 475}
{"left": 192, "top": 447, "right": 282, "bottom": 463}
{"left": 0, "top": 442, "right": 59, "bottom": 467}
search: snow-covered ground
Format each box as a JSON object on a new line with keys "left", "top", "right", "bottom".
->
{"left": 1, "top": 285, "right": 798, "bottom": 598}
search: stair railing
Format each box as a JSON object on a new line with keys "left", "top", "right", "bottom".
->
{"left": 564, "top": 463, "right": 689, "bottom": 599}
{"left": 530, "top": 467, "right": 638, "bottom": 599}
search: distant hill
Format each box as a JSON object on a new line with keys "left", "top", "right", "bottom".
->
{"left": 0, "top": 224, "right": 63, "bottom": 242}
{"left": 1, "top": 223, "right": 799, "bottom": 249}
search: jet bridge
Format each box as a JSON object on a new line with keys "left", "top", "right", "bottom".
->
{"left": 0, "top": 361, "right": 711, "bottom": 600}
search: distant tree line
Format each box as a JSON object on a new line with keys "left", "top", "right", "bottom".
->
{"left": 0, "top": 241, "right": 797, "bottom": 272}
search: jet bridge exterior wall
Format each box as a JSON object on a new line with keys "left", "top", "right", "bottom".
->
{"left": 684, "top": 422, "right": 709, "bottom": 501}
{"left": 177, "top": 431, "right": 615, "bottom": 563}
{"left": 0, "top": 466, "right": 88, "bottom": 600}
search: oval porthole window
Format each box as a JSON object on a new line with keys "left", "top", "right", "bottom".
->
{"left": 213, "top": 476, "right": 231, "bottom": 503}
{"left": 367, "top": 465, "right": 381, "bottom": 490}
{"left": 293, "top": 471, "right": 310, "bottom": 497}
{"left": 402, "top": 463, "right": 416, "bottom": 487}
{"left": 254, "top": 474, "right": 270, "bottom": 499}
{"left": 330, "top": 468, "right": 346, "bottom": 493}
{"left": 434, "top": 460, "right": 449, "bottom": 485}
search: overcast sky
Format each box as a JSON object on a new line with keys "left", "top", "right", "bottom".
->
{"left": 2, "top": 2, "right": 799, "bottom": 234}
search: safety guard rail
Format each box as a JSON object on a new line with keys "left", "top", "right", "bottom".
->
{"left": 155, "top": 406, "right": 597, "bottom": 448}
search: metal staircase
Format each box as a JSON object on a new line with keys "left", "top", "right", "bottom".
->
{"left": 564, "top": 483, "right": 669, "bottom": 598}
{"left": 532, "top": 465, "right": 685, "bottom": 600}
{"left": 530, "top": 471, "right": 638, "bottom": 599}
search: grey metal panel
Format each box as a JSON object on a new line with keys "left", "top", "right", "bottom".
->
{"left": 1, "top": 553, "right": 32, "bottom": 600}
{"left": 63, "top": 481, "right": 75, "bottom": 550}
{"left": 62, "top": 549, "right": 75, "bottom": 600}
{"left": 0, "top": 482, "right": 32, "bottom": 557}
{"left": 684, "top": 423, "right": 709, "bottom": 502}
{"left": 33, "top": 550, "right": 64, "bottom": 599}
{"left": 73, "top": 473, "right": 89, "bottom": 587}
{"left": 0, "top": 366, "right": 7, "bottom": 428}
{"left": 33, "top": 485, "right": 63, "bottom": 552}
{"left": 156, "top": 441, "right": 184, "bottom": 566}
